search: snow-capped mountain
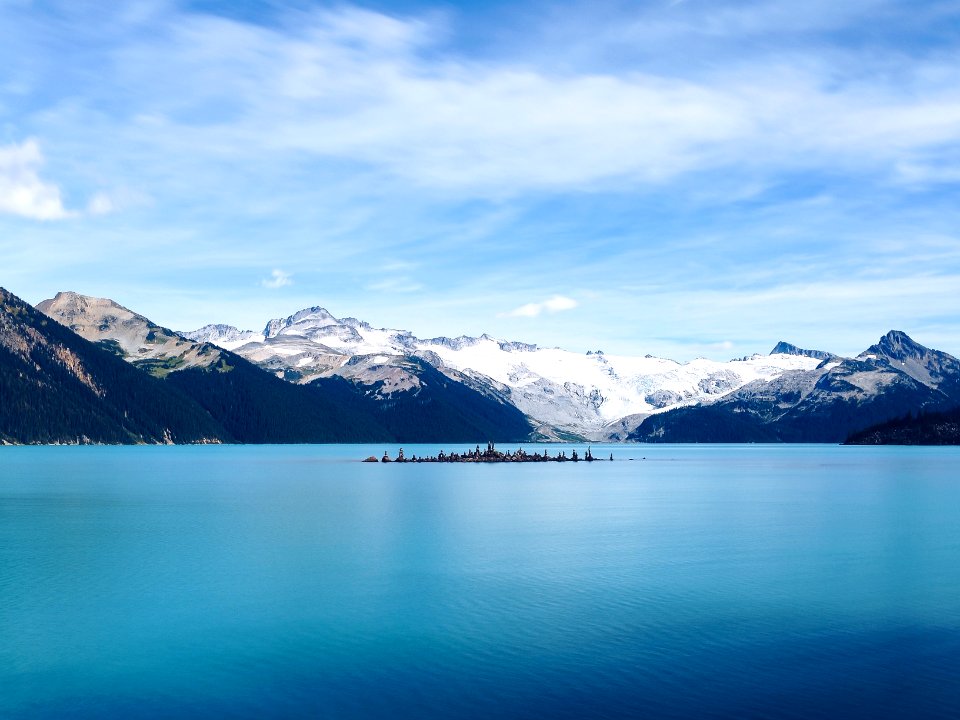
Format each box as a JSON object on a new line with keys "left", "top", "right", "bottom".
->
{"left": 630, "top": 331, "right": 960, "bottom": 443}
{"left": 184, "top": 305, "right": 823, "bottom": 438}
{"left": 182, "top": 324, "right": 263, "bottom": 350}
{"left": 28, "top": 291, "right": 960, "bottom": 444}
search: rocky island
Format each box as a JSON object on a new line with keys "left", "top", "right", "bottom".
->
{"left": 365, "top": 442, "right": 611, "bottom": 463}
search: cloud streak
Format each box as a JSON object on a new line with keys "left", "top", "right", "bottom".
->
{"left": 503, "top": 295, "right": 579, "bottom": 318}
{"left": 20, "top": 3, "right": 957, "bottom": 198}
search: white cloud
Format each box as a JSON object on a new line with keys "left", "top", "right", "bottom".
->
{"left": 87, "top": 192, "right": 114, "bottom": 216}
{"left": 5, "top": 0, "right": 960, "bottom": 361}
{"left": 261, "top": 269, "right": 293, "bottom": 289}
{"left": 92, "top": 3, "right": 960, "bottom": 198}
{"left": 0, "top": 139, "right": 72, "bottom": 220}
{"left": 15, "top": 2, "right": 960, "bottom": 209}
{"left": 503, "top": 295, "right": 578, "bottom": 318}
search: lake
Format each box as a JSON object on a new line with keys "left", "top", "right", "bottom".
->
{"left": 2, "top": 444, "right": 959, "bottom": 719}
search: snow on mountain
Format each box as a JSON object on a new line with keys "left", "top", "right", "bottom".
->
{"left": 186, "top": 305, "right": 823, "bottom": 436}
{"left": 859, "top": 329, "right": 960, "bottom": 390}
{"left": 419, "top": 338, "right": 819, "bottom": 434}
{"left": 769, "top": 341, "right": 835, "bottom": 362}
{"left": 630, "top": 331, "right": 960, "bottom": 443}
{"left": 180, "top": 324, "right": 264, "bottom": 351}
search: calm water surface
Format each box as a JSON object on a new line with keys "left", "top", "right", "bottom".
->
{"left": 1, "top": 444, "right": 959, "bottom": 719}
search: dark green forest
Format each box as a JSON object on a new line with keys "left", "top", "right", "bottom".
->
{"left": 0, "top": 288, "right": 229, "bottom": 444}
{"left": 845, "top": 406, "right": 960, "bottom": 445}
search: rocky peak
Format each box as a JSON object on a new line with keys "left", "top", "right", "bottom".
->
{"left": 263, "top": 306, "right": 338, "bottom": 338}
{"left": 864, "top": 330, "right": 929, "bottom": 363}
{"left": 182, "top": 324, "right": 257, "bottom": 344}
{"left": 770, "top": 341, "right": 834, "bottom": 361}
{"left": 500, "top": 340, "right": 538, "bottom": 352}
{"left": 858, "top": 331, "right": 960, "bottom": 389}
{"left": 36, "top": 291, "right": 224, "bottom": 376}
{"left": 37, "top": 291, "right": 157, "bottom": 338}
{"left": 339, "top": 317, "right": 372, "bottom": 330}
{"left": 37, "top": 291, "right": 129, "bottom": 325}
{"left": 425, "top": 335, "right": 480, "bottom": 350}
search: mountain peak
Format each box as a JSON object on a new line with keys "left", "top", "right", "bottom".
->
{"left": 1, "top": 287, "right": 229, "bottom": 444}
{"left": 263, "top": 306, "right": 338, "bottom": 338}
{"left": 182, "top": 324, "right": 259, "bottom": 346}
{"left": 865, "top": 330, "right": 929, "bottom": 362}
{"left": 769, "top": 341, "right": 834, "bottom": 361}
{"left": 37, "top": 290, "right": 226, "bottom": 376}
{"left": 38, "top": 290, "right": 129, "bottom": 317}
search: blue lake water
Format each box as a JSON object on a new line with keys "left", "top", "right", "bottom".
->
{"left": 1, "top": 444, "right": 959, "bottom": 719}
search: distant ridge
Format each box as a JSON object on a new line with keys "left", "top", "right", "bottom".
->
{"left": 770, "top": 341, "right": 835, "bottom": 362}
{"left": 9, "top": 286, "right": 960, "bottom": 445}
{"left": 632, "top": 331, "right": 960, "bottom": 443}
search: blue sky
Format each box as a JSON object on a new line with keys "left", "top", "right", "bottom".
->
{"left": 2, "top": 0, "right": 960, "bottom": 359}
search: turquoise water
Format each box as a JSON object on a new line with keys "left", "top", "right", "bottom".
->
{"left": 1, "top": 444, "right": 959, "bottom": 718}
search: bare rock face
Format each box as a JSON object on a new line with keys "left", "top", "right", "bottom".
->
{"left": 644, "top": 389, "right": 683, "bottom": 408}
{"left": 698, "top": 370, "right": 740, "bottom": 395}
{"left": 770, "top": 341, "right": 835, "bottom": 362}
{"left": 859, "top": 330, "right": 960, "bottom": 390}
{"left": 181, "top": 324, "right": 260, "bottom": 348}
{"left": 38, "top": 292, "right": 223, "bottom": 377}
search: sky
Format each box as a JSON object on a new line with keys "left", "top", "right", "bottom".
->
{"left": 2, "top": 0, "right": 960, "bottom": 360}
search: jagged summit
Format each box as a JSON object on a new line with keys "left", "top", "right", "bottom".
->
{"left": 181, "top": 324, "right": 262, "bottom": 350}
{"left": 184, "top": 324, "right": 252, "bottom": 342}
{"left": 863, "top": 330, "right": 929, "bottom": 362}
{"left": 858, "top": 330, "right": 960, "bottom": 389}
{"left": 264, "top": 306, "right": 338, "bottom": 338}
{"left": 769, "top": 341, "right": 834, "bottom": 361}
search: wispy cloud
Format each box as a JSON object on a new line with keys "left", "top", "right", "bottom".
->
{"left": 261, "top": 269, "right": 293, "bottom": 289}
{"left": 57, "top": 2, "right": 958, "bottom": 198}
{"left": 366, "top": 277, "right": 424, "bottom": 293}
{"left": 2, "top": 1, "right": 960, "bottom": 359}
{"left": 502, "top": 295, "right": 579, "bottom": 318}
{"left": 86, "top": 192, "right": 114, "bottom": 216}
{"left": 0, "top": 140, "right": 72, "bottom": 220}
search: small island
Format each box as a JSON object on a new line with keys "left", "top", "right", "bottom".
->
{"left": 364, "top": 442, "right": 612, "bottom": 463}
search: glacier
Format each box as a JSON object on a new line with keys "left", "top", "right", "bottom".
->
{"left": 183, "top": 306, "right": 822, "bottom": 438}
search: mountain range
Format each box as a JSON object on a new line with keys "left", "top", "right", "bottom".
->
{"left": 181, "top": 305, "right": 822, "bottom": 440}
{"left": 24, "top": 291, "right": 530, "bottom": 445}
{"left": 2, "top": 286, "right": 958, "bottom": 445}
{"left": 629, "top": 331, "right": 960, "bottom": 442}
